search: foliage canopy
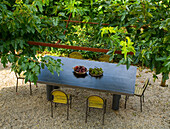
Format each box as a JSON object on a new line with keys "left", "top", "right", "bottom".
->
{"left": 0, "top": 0, "right": 169, "bottom": 85}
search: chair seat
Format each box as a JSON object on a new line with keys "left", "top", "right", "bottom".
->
{"left": 134, "top": 86, "right": 143, "bottom": 96}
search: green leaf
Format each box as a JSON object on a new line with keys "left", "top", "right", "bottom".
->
{"left": 3, "top": 1, "right": 11, "bottom": 7}
{"left": 58, "top": 34, "right": 65, "bottom": 40}
{"left": 147, "top": 12, "right": 153, "bottom": 18}
{"left": 126, "top": 57, "right": 131, "bottom": 70}
{"left": 21, "top": 63, "right": 28, "bottom": 71}
{"left": 156, "top": 57, "right": 167, "bottom": 61}
{"left": 117, "top": 58, "right": 125, "bottom": 66}
{"left": 8, "top": 54, "right": 14, "bottom": 63}
{"left": 52, "top": 17, "right": 59, "bottom": 26}
{"left": 164, "top": 62, "right": 170, "bottom": 67}
{"left": 121, "top": 15, "right": 125, "bottom": 21}
{"left": 90, "top": 0, "right": 93, "bottom": 7}
{"left": 163, "top": 36, "right": 170, "bottom": 43}
{"left": 35, "top": 1, "right": 43, "bottom": 13}
{"left": 41, "top": 63, "right": 45, "bottom": 69}
{"left": 1, "top": 56, "right": 7, "bottom": 67}
{"left": 24, "top": 72, "right": 30, "bottom": 83}
{"left": 29, "top": 62, "right": 36, "bottom": 69}
{"left": 58, "top": 12, "right": 66, "bottom": 17}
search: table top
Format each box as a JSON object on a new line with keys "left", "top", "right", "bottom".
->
{"left": 38, "top": 56, "right": 137, "bottom": 95}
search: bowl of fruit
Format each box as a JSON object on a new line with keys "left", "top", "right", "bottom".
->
{"left": 73, "top": 65, "right": 88, "bottom": 75}
{"left": 89, "top": 67, "right": 103, "bottom": 77}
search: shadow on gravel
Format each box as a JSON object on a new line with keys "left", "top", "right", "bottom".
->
{"left": 0, "top": 83, "right": 169, "bottom": 128}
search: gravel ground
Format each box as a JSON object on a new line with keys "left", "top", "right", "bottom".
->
{"left": 0, "top": 63, "right": 169, "bottom": 129}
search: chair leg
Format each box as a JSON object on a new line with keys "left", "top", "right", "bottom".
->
{"left": 55, "top": 103, "right": 57, "bottom": 108}
{"left": 51, "top": 102, "right": 53, "bottom": 117}
{"left": 102, "top": 100, "right": 107, "bottom": 125}
{"left": 89, "top": 107, "right": 91, "bottom": 112}
{"left": 124, "top": 96, "right": 128, "bottom": 109}
{"left": 29, "top": 81, "right": 32, "bottom": 95}
{"left": 85, "top": 101, "right": 88, "bottom": 123}
{"left": 102, "top": 109, "right": 105, "bottom": 125}
{"left": 140, "top": 97, "right": 142, "bottom": 112}
{"left": 16, "top": 78, "right": 18, "bottom": 92}
{"left": 67, "top": 104, "right": 69, "bottom": 120}
{"left": 104, "top": 100, "right": 107, "bottom": 114}
{"left": 22, "top": 79, "right": 24, "bottom": 84}
{"left": 70, "top": 96, "right": 72, "bottom": 109}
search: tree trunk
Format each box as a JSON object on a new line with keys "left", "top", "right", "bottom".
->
{"left": 160, "top": 74, "right": 167, "bottom": 87}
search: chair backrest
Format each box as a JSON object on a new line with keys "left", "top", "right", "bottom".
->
{"left": 98, "top": 54, "right": 113, "bottom": 63}
{"left": 14, "top": 66, "right": 25, "bottom": 78}
{"left": 142, "top": 78, "right": 150, "bottom": 95}
{"left": 13, "top": 61, "right": 25, "bottom": 78}
{"left": 69, "top": 52, "right": 83, "bottom": 59}
{"left": 87, "top": 95, "right": 104, "bottom": 109}
{"left": 51, "top": 90, "right": 68, "bottom": 104}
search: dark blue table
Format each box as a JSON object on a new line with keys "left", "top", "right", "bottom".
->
{"left": 38, "top": 56, "right": 137, "bottom": 110}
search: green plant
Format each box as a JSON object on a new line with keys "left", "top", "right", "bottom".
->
{"left": 0, "top": 0, "right": 169, "bottom": 86}
{"left": 0, "top": 0, "right": 64, "bottom": 83}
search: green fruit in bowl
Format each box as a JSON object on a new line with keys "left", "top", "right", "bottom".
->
{"left": 91, "top": 70, "right": 95, "bottom": 74}
{"left": 89, "top": 67, "right": 103, "bottom": 76}
{"left": 89, "top": 68, "right": 93, "bottom": 72}
{"left": 95, "top": 71, "right": 98, "bottom": 75}
{"left": 99, "top": 71, "right": 102, "bottom": 74}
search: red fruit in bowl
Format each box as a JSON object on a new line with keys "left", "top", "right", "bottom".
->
{"left": 74, "top": 65, "right": 87, "bottom": 74}
{"left": 75, "top": 66, "right": 79, "bottom": 69}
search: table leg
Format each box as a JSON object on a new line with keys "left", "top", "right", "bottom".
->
{"left": 112, "top": 94, "right": 121, "bottom": 110}
{"left": 46, "top": 85, "right": 60, "bottom": 101}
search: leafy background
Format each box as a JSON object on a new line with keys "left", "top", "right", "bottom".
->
{"left": 0, "top": 0, "right": 169, "bottom": 85}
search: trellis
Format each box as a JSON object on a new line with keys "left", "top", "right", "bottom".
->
{"left": 28, "top": 13, "right": 134, "bottom": 55}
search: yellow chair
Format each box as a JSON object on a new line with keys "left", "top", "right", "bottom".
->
{"left": 85, "top": 95, "right": 107, "bottom": 125}
{"left": 98, "top": 54, "right": 113, "bottom": 63}
{"left": 51, "top": 90, "right": 72, "bottom": 120}
{"left": 69, "top": 52, "right": 83, "bottom": 59}
{"left": 125, "top": 78, "right": 150, "bottom": 112}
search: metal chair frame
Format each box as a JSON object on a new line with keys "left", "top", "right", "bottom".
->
{"left": 125, "top": 78, "right": 150, "bottom": 112}
{"left": 85, "top": 95, "right": 107, "bottom": 125}
{"left": 15, "top": 72, "right": 38, "bottom": 95}
{"left": 51, "top": 90, "right": 72, "bottom": 120}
